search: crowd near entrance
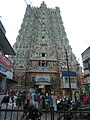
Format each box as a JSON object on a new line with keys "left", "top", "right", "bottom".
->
{"left": 34, "top": 84, "right": 51, "bottom": 95}
{"left": 0, "top": 89, "right": 90, "bottom": 120}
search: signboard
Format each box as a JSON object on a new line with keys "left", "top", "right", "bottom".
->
{"left": 0, "top": 52, "right": 12, "bottom": 70}
{"left": 0, "top": 64, "right": 13, "bottom": 79}
{"left": 36, "top": 76, "right": 50, "bottom": 82}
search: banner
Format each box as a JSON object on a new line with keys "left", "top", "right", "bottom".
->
{"left": 0, "top": 52, "right": 12, "bottom": 70}
{"left": 0, "top": 64, "right": 13, "bottom": 79}
{"left": 36, "top": 76, "right": 50, "bottom": 82}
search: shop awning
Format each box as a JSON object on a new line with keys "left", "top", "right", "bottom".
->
{"left": 0, "top": 28, "right": 16, "bottom": 55}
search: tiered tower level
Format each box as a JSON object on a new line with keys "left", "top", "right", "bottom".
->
{"left": 12, "top": 2, "right": 78, "bottom": 93}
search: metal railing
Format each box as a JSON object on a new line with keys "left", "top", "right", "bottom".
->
{"left": 0, "top": 104, "right": 90, "bottom": 120}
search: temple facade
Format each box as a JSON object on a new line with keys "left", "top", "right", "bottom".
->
{"left": 10, "top": 2, "right": 80, "bottom": 98}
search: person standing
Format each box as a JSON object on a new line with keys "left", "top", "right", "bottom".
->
{"left": 51, "top": 92, "right": 57, "bottom": 111}
{"left": 31, "top": 92, "right": 35, "bottom": 106}
{"left": 39, "top": 93, "right": 45, "bottom": 109}
{"left": 82, "top": 93, "right": 88, "bottom": 104}
{"left": 0, "top": 96, "right": 16, "bottom": 120}
{"left": 34, "top": 92, "right": 40, "bottom": 108}
{"left": 26, "top": 91, "right": 31, "bottom": 105}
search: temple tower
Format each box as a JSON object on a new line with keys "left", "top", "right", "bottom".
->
{"left": 11, "top": 2, "right": 79, "bottom": 97}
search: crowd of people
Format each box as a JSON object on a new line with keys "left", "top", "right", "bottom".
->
{"left": 0, "top": 90, "right": 90, "bottom": 120}
{"left": 74, "top": 91, "right": 89, "bottom": 104}
{"left": 13, "top": 90, "right": 60, "bottom": 111}
{"left": 0, "top": 90, "right": 60, "bottom": 120}
{"left": 1, "top": 90, "right": 90, "bottom": 109}
{"left": 0, "top": 90, "right": 61, "bottom": 109}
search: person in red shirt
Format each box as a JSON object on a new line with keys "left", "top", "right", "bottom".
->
{"left": 57, "top": 91, "right": 61, "bottom": 100}
{"left": 82, "top": 93, "right": 88, "bottom": 104}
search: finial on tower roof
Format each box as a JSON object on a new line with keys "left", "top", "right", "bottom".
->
{"left": 40, "top": 1, "right": 47, "bottom": 8}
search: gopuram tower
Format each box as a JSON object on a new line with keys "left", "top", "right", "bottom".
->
{"left": 11, "top": 2, "right": 80, "bottom": 98}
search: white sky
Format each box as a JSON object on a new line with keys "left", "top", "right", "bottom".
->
{"left": 0, "top": 0, "right": 90, "bottom": 66}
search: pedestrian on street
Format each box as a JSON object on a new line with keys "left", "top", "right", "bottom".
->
{"left": 51, "top": 92, "right": 57, "bottom": 111}
{"left": 82, "top": 93, "right": 88, "bottom": 104}
{"left": 0, "top": 95, "right": 16, "bottom": 120}
{"left": 31, "top": 92, "right": 35, "bottom": 106}
{"left": 34, "top": 92, "right": 40, "bottom": 108}
{"left": 25, "top": 91, "right": 31, "bottom": 105}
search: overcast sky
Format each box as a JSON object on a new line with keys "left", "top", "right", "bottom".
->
{"left": 0, "top": 0, "right": 90, "bottom": 66}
